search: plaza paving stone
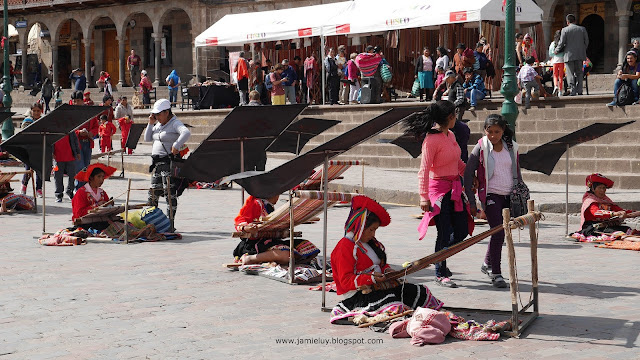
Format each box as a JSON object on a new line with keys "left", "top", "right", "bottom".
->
{"left": 1, "top": 169, "right": 639, "bottom": 359}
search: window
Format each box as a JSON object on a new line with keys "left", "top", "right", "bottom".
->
{"left": 144, "top": 25, "right": 172, "bottom": 67}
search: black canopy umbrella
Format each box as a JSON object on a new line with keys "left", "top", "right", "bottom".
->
{"left": 519, "top": 121, "right": 635, "bottom": 233}
{"left": 180, "top": 104, "right": 307, "bottom": 183}
{"left": 228, "top": 106, "right": 424, "bottom": 309}
{"left": 378, "top": 134, "right": 422, "bottom": 158}
{"left": 125, "top": 123, "right": 147, "bottom": 150}
{"left": 0, "top": 104, "right": 109, "bottom": 233}
{"left": 267, "top": 117, "right": 340, "bottom": 155}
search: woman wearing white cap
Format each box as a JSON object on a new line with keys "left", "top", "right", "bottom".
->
{"left": 144, "top": 99, "right": 191, "bottom": 229}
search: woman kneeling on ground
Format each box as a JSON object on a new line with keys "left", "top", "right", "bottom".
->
{"left": 577, "top": 173, "right": 637, "bottom": 236}
{"left": 72, "top": 163, "right": 117, "bottom": 231}
{"left": 330, "top": 195, "right": 444, "bottom": 325}
{"left": 233, "top": 194, "right": 319, "bottom": 265}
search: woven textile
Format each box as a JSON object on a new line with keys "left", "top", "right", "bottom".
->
{"left": 300, "top": 160, "right": 363, "bottom": 189}
{"left": 0, "top": 172, "right": 18, "bottom": 184}
{"left": 1, "top": 194, "right": 35, "bottom": 211}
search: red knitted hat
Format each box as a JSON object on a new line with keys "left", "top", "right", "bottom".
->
{"left": 351, "top": 195, "right": 391, "bottom": 227}
{"left": 75, "top": 163, "right": 117, "bottom": 182}
{"left": 586, "top": 173, "right": 614, "bottom": 189}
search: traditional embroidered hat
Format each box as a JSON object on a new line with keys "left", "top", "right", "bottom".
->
{"left": 83, "top": 91, "right": 91, "bottom": 96}
{"left": 351, "top": 195, "right": 391, "bottom": 227}
{"left": 75, "top": 163, "right": 117, "bottom": 182}
{"left": 586, "top": 173, "right": 614, "bottom": 189}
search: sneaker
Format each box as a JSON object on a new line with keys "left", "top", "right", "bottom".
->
{"left": 65, "top": 189, "right": 74, "bottom": 200}
{"left": 492, "top": 275, "right": 508, "bottom": 288}
{"left": 20, "top": 185, "right": 27, "bottom": 195}
{"left": 606, "top": 101, "right": 616, "bottom": 107}
{"left": 481, "top": 264, "right": 493, "bottom": 278}
{"left": 36, "top": 189, "right": 43, "bottom": 198}
{"left": 468, "top": 106, "right": 476, "bottom": 112}
{"left": 435, "top": 277, "right": 458, "bottom": 288}
{"left": 55, "top": 197, "right": 62, "bottom": 203}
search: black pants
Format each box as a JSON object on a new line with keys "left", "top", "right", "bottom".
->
{"left": 328, "top": 76, "right": 340, "bottom": 104}
{"left": 148, "top": 161, "right": 178, "bottom": 219}
{"left": 433, "top": 191, "right": 468, "bottom": 278}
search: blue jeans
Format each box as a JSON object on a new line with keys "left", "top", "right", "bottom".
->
{"left": 169, "top": 87, "right": 178, "bottom": 106}
{"left": 464, "top": 89, "right": 486, "bottom": 106}
{"left": 283, "top": 85, "right": 297, "bottom": 104}
{"left": 613, "top": 78, "right": 639, "bottom": 102}
{"left": 75, "top": 140, "right": 93, "bottom": 189}
{"left": 433, "top": 191, "right": 469, "bottom": 278}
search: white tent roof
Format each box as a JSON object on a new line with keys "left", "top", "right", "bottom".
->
{"left": 322, "top": 0, "right": 544, "bottom": 36}
{"left": 195, "top": 1, "right": 352, "bottom": 47}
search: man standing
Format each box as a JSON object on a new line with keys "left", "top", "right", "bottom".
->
{"left": 127, "top": 49, "right": 142, "bottom": 90}
{"left": 555, "top": 14, "right": 589, "bottom": 96}
{"left": 69, "top": 69, "right": 87, "bottom": 92}
{"left": 281, "top": 59, "right": 297, "bottom": 104}
{"left": 234, "top": 51, "right": 249, "bottom": 105}
{"left": 324, "top": 48, "right": 340, "bottom": 105}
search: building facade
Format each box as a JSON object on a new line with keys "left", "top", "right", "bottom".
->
{"left": 1, "top": 0, "right": 639, "bottom": 90}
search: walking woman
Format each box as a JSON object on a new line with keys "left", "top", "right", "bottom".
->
{"left": 549, "top": 30, "right": 565, "bottom": 97}
{"left": 435, "top": 46, "right": 450, "bottom": 72}
{"left": 464, "top": 115, "right": 520, "bottom": 288}
{"left": 405, "top": 101, "right": 473, "bottom": 288}
{"left": 415, "top": 47, "right": 435, "bottom": 101}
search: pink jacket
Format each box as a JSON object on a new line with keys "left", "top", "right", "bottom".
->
{"left": 417, "top": 176, "right": 474, "bottom": 240}
{"left": 389, "top": 307, "right": 451, "bottom": 346}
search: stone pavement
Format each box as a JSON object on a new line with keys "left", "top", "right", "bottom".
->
{"left": 1, "top": 167, "right": 639, "bottom": 359}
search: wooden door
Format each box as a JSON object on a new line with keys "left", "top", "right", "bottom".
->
{"left": 103, "top": 30, "right": 119, "bottom": 81}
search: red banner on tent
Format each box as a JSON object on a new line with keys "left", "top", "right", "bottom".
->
{"left": 298, "top": 28, "right": 313, "bottom": 37}
{"left": 336, "top": 24, "right": 351, "bottom": 34}
{"left": 449, "top": 11, "right": 467, "bottom": 22}
{"left": 206, "top": 37, "right": 219, "bottom": 46}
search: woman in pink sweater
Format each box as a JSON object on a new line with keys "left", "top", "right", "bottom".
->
{"left": 405, "top": 101, "right": 473, "bottom": 288}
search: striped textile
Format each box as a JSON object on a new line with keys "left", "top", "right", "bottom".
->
{"left": 295, "top": 190, "right": 356, "bottom": 202}
{"left": 300, "top": 160, "right": 363, "bottom": 189}
{"left": 0, "top": 172, "right": 19, "bottom": 184}
{"left": 355, "top": 53, "right": 383, "bottom": 77}
{"left": 1, "top": 194, "right": 35, "bottom": 211}
{"left": 240, "top": 192, "right": 359, "bottom": 237}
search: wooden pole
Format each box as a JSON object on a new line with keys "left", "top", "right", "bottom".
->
{"left": 120, "top": 148, "right": 125, "bottom": 177}
{"left": 503, "top": 207, "right": 519, "bottom": 335}
{"left": 321, "top": 152, "right": 329, "bottom": 310}
{"left": 30, "top": 168, "right": 37, "bottom": 213}
{"left": 124, "top": 178, "right": 131, "bottom": 244}
{"left": 361, "top": 160, "right": 364, "bottom": 194}
{"left": 527, "top": 199, "right": 539, "bottom": 313}
{"left": 565, "top": 143, "right": 569, "bottom": 234}
{"left": 288, "top": 190, "right": 295, "bottom": 284}
{"left": 41, "top": 134, "right": 46, "bottom": 234}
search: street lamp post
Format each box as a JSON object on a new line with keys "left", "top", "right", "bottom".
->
{"left": 0, "top": 0, "right": 13, "bottom": 141}
{"left": 500, "top": 0, "right": 518, "bottom": 138}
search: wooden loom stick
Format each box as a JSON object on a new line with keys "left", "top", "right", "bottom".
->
{"left": 357, "top": 310, "right": 414, "bottom": 328}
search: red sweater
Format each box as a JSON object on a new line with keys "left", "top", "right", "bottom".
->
{"left": 99, "top": 122, "right": 117, "bottom": 138}
{"left": 76, "top": 118, "right": 99, "bottom": 149}
{"left": 418, "top": 131, "right": 466, "bottom": 202}
{"left": 71, "top": 185, "right": 109, "bottom": 221}
{"left": 53, "top": 135, "right": 77, "bottom": 162}
{"left": 331, "top": 237, "right": 391, "bottom": 295}
{"left": 234, "top": 196, "right": 268, "bottom": 232}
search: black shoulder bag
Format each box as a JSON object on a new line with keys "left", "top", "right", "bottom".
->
{"left": 508, "top": 143, "right": 529, "bottom": 218}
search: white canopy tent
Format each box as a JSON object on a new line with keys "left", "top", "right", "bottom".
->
{"left": 321, "top": 0, "right": 544, "bottom": 36}
{"left": 194, "top": 2, "right": 352, "bottom": 47}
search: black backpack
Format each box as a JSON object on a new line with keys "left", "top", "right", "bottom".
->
{"left": 616, "top": 82, "right": 635, "bottom": 106}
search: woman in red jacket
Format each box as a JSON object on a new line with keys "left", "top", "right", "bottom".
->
{"left": 578, "top": 173, "right": 636, "bottom": 236}
{"left": 72, "top": 163, "right": 116, "bottom": 231}
{"left": 330, "top": 195, "right": 443, "bottom": 325}
{"left": 233, "top": 194, "right": 319, "bottom": 265}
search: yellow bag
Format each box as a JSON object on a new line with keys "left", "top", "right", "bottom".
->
{"left": 120, "top": 208, "right": 146, "bottom": 229}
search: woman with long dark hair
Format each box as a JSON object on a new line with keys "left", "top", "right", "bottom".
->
{"left": 404, "top": 101, "right": 473, "bottom": 288}
{"left": 464, "top": 114, "right": 520, "bottom": 288}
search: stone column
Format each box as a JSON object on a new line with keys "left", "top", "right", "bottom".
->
{"left": 19, "top": 29, "right": 27, "bottom": 85}
{"left": 152, "top": 32, "right": 162, "bottom": 86}
{"left": 51, "top": 41, "right": 59, "bottom": 88}
{"left": 542, "top": 18, "right": 553, "bottom": 51}
{"left": 84, "top": 38, "right": 92, "bottom": 89}
{"left": 116, "top": 35, "right": 126, "bottom": 87}
{"left": 617, "top": 11, "right": 633, "bottom": 70}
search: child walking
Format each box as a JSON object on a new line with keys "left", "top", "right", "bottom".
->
{"left": 98, "top": 114, "right": 117, "bottom": 153}
{"left": 464, "top": 114, "right": 522, "bottom": 288}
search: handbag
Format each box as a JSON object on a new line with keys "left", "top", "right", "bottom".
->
{"left": 380, "top": 64, "right": 393, "bottom": 83}
{"left": 508, "top": 144, "right": 529, "bottom": 218}
{"left": 411, "top": 79, "right": 420, "bottom": 97}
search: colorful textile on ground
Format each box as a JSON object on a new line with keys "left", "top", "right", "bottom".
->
{"left": 597, "top": 240, "right": 640, "bottom": 251}
{"left": 1, "top": 194, "right": 35, "bottom": 211}
{"left": 570, "top": 231, "right": 625, "bottom": 243}
{"left": 330, "top": 283, "right": 443, "bottom": 324}
{"left": 445, "top": 312, "right": 511, "bottom": 341}
{"left": 238, "top": 263, "right": 323, "bottom": 283}
{"left": 38, "top": 228, "right": 91, "bottom": 246}
{"left": 139, "top": 206, "right": 171, "bottom": 233}
{"left": 232, "top": 237, "right": 320, "bottom": 260}
{"left": 309, "top": 281, "right": 337, "bottom": 292}
{"left": 389, "top": 307, "right": 451, "bottom": 345}
{"left": 189, "top": 180, "right": 229, "bottom": 190}
{"left": 0, "top": 159, "right": 22, "bottom": 167}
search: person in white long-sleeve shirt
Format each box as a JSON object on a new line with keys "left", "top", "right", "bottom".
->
{"left": 144, "top": 99, "right": 191, "bottom": 225}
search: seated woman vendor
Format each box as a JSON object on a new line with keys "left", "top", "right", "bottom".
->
{"left": 71, "top": 163, "right": 117, "bottom": 231}
{"left": 579, "top": 173, "right": 636, "bottom": 236}
{"left": 233, "top": 194, "right": 319, "bottom": 265}
{"left": 0, "top": 180, "right": 35, "bottom": 213}
{"left": 330, "top": 195, "right": 443, "bottom": 325}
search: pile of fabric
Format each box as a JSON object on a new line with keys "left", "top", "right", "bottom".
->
{"left": 39, "top": 228, "right": 91, "bottom": 246}
{"left": 238, "top": 262, "right": 324, "bottom": 283}
{"left": 188, "top": 180, "right": 230, "bottom": 190}
{"left": 569, "top": 231, "right": 625, "bottom": 243}
{"left": 383, "top": 307, "right": 513, "bottom": 345}
{"left": 597, "top": 239, "right": 640, "bottom": 251}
